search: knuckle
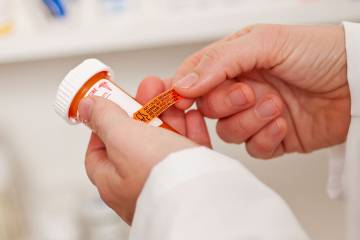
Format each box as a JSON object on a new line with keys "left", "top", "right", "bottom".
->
{"left": 85, "top": 166, "right": 95, "bottom": 185}
{"left": 270, "top": 95, "right": 284, "bottom": 113}
{"left": 216, "top": 119, "right": 247, "bottom": 144}
{"left": 248, "top": 151, "right": 272, "bottom": 160}
{"left": 246, "top": 23, "right": 263, "bottom": 30}
{"left": 84, "top": 154, "right": 98, "bottom": 178}
{"left": 233, "top": 117, "right": 251, "bottom": 142}
{"left": 226, "top": 27, "right": 252, "bottom": 41}
{"left": 98, "top": 187, "right": 115, "bottom": 207}
{"left": 187, "top": 55, "right": 202, "bottom": 69}
{"left": 91, "top": 100, "right": 114, "bottom": 137}
{"left": 247, "top": 140, "right": 274, "bottom": 159}
{"left": 105, "top": 125, "right": 125, "bottom": 148}
{"left": 84, "top": 153, "right": 99, "bottom": 185}
{"left": 84, "top": 155, "right": 93, "bottom": 174}
{"left": 216, "top": 122, "right": 230, "bottom": 142}
{"left": 177, "top": 58, "right": 198, "bottom": 77}
{"left": 258, "top": 25, "right": 288, "bottom": 60}
{"left": 256, "top": 142, "right": 274, "bottom": 155}
{"left": 176, "top": 51, "right": 203, "bottom": 78}
{"left": 90, "top": 99, "right": 106, "bottom": 125}
{"left": 254, "top": 23, "right": 280, "bottom": 33}
{"left": 206, "top": 95, "right": 221, "bottom": 117}
{"left": 242, "top": 24, "right": 271, "bottom": 36}
{"left": 204, "top": 46, "right": 222, "bottom": 62}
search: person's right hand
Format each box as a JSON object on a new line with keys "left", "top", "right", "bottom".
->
{"left": 79, "top": 76, "right": 210, "bottom": 224}
{"left": 171, "top": 24, "right": 351, "bottom": 159}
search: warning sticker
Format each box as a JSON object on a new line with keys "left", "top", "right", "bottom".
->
{"left": 133, "top": 89, "right": 183, "bottom": 123}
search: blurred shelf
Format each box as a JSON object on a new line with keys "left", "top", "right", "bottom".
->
{"left": 0, "top": 1, "right": 360, "bottom": 64}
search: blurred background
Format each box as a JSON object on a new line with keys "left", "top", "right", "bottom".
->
{"left": 0, "top": 0, "right": 359, "bottom": 239}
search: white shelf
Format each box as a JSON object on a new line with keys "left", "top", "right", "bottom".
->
{"left": 1, "top": 1, "right": 360, "bottom": 64}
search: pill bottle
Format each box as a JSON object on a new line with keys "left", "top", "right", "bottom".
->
{"left": 54, "top": 59, "right": 175, "bottom": 131}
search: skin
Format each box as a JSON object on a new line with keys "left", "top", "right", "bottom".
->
{"left": 78, "top": 77, "right": 211, "bottom": 224}
{"left": 79, "top": 24, "right": 351, "bottom": 225}
{"left": 172, "top": 24, "right": 351, "bottom": 159}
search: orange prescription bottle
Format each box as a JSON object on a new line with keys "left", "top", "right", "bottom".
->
{"left": 54, "top": 59, "right": 175, "bottom": 131}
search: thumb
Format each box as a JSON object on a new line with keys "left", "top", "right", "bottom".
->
{"left": 78, "top": 97, "right": 129, "bottom": 143}
{"left": 173, "top": 33, "right": 268, "bottom": 98}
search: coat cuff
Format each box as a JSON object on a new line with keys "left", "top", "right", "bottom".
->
{"left": 344, "top": 21, "right": 360, "bottom": 117}
{"left": 327, "top": 22, "right": 360, "bottom": 200}
{"left": 137, "top": 147, "right": 252, "bottom": 201}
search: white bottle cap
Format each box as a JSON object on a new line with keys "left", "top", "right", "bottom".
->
{"left": 54, "top": 59, "right": 112, "bottom": 124}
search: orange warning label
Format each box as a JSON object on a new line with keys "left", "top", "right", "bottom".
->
{"left": 133, "top": 89, "right": 183, "bottom": 123}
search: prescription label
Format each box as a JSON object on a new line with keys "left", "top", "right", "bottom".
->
{"left": 85, "top": 79, "right": 163, "bottom": 127}
{"left": 133, "top": 89, "right": 183, "bottom": 123}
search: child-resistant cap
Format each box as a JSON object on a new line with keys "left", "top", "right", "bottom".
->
{"left": 54, "top": 59, "right": 112, "bottom": 124}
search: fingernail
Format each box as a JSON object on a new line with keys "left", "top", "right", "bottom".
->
{"left": 227, "top": 88, "right": 247, "bottom": 107}
{"left": 78, "top": 98, "right": 94, "bottom": 123}
{"left": 255, "top": 98, "right": 279, "bottom": 119}
{"left": 174, "top": 73, "right": 199, "bottom": 89}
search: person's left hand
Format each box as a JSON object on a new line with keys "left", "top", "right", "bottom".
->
{"left": 79, "top": 76, "right": 211, "bottom": 224}
{"left": 170, "top": 25, "right": 350, "bottom": 159}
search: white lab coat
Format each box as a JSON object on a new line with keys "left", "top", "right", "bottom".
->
{"left": 333, "top": 22, "right": 360, "bottom": 240}
{"left": 128, "top": 22, "right": 360, "bottom": 240}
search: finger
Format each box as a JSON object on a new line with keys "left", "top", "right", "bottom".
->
{"left": 85, "top": 133, "right": 109, "bottom": 185}
{"left": 173, "top": 26, "right": 253, "bottom": 81}
{"left": 174, "top": 40, "right": 225, "bottom": 81}
{"left": 86, "top": 133, "right": 107, "bottom": 185}
{"left": 172, "top": 26, "right": 256, "bottom": 110}
{"left": 223, "top": 25, "right": 255, "bottom": 41}
{"left": 92, "top": 161, "right": 124, "bottom": 215}
{"left": 136, "top": 76, "right": 165, "bottom": 104}
{"left": 86, "top": 135, "right": 122, "bottom": 202}
{"left": 245, "top": 117, "right": 287, "bottom": 159}
{"left": 216, "top": 95, "right": 284, "bottom": 144}
{"left": 161, "top": 107, "right": 187, "bottom": 136}
{"left": 86, "top": 146, "right": 131, "bottom": 223}
{"left": 87, "top": 132, "right": 106, "bottom": 152}
{"left": 86, "top": 134, "right": 129, "bottom": 221}
{"left": 136, "top": 76, "right": 188, "bottom": 134}
{"left": 79, "top": 95, "right": 194, "bottom": 165}
{"left": 162, "top": 78, "right": 193, "bottom": 109}
{"left": 172, "top": 40, "right": 227, "bottom": 110}
{"left": 78, "top": 97, "right": 129, "bottom": 144}
{"left": 197, "top": 80, "right": 256, "bottom": 119}
{"left": 175, "top": 98, "right": 195, "bottom": 111}
{"left": 166, "top": 80, "right": 195, "bottom": 110}
{"left": 173, "top": 33, "right": 269, "bottom": 98}
{"left": 185, "top": 110, "right": 212, "bottom": 148}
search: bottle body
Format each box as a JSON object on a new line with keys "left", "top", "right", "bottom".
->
{"left": 68, "top": 71, "right": 175, "bottom": 131}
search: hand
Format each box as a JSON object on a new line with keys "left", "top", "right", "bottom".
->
{"left": 79, "top": 77, "right": 211, "bottom": 224}
{"left": 172, "top": 24, "right": 351, "bottom": 159}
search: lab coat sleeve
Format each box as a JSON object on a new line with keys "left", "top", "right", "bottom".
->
{"left": 327, "top": 22, "right": 360, "bottom": 200}
{"left": 342, "top": 22, "right": 360, "bottom": 240}
{"left": 327, "top": 22, "right": 360, "bottom": 240}
{"left": 129, "top": 147, "right": 309, "bottom": 240}
{"left": 344, "top": 22, "right": 360, "bottom": 117}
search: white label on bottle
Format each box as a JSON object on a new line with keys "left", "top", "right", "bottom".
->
{"left": 85, "top": 79, "right": 163, "bottom": 127}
